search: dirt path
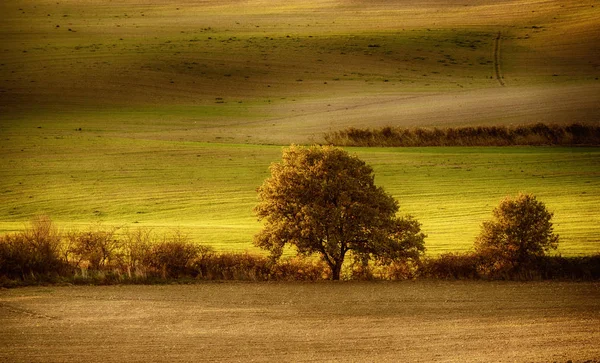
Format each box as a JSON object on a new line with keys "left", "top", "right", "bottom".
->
{"left": 494, "top": 31, "right": 505, "bottom": 86}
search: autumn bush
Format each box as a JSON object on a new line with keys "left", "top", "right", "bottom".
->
{"left": 417, "top": 254, "right": 600, "bottom": 281}
{"left": 121, "top": 227, "right": 154, "bottom": 279}
{"left": 197, "top": 252, "right": 271, "bottom": 281}
{"left": 0, "top": 219, "right": 340, "bottom": 284}
{"left": 420, "top": 253, "right": 481, "bottom": 280}
{"left": 269, "top": 256, "right": 329, "bottom": 281}
{"left": 534, "top": 255, "right": 600, "bottom": 280}
{"left": 0, "top": 216, "right": 66, "bottom": 280}
{"left": 143, "top": 236, "right": 212, "bottom": 279}
{"left": 65, "top": 227, "right": 121, "bottom": 271}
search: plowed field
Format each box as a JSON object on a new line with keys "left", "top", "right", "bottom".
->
{"left": 1, "top": 282, "right": 599, "bottom": 362}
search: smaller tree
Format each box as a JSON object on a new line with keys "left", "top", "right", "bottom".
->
{"left": 474, "top": 193, "right": 559, "bottom": 275}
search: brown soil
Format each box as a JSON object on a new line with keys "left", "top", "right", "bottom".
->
{"left": 1, "top": 281, "right": 599, "bottom": 362}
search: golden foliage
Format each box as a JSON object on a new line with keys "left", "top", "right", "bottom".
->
{"left": 254, "top": 145, "right": 425, "bottom": 280}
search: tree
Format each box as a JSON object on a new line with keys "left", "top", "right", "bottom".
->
{"left": 474, "top": 193, "right": 559, "bottom": 274}
{"left": 254, "top": 145, "right": 425, "bottom": 280}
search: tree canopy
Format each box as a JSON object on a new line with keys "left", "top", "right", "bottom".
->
{"left": 254, "top": 145, "right": 425, "bottom": 280}
{"left": 474, "top": 193, "right": 559, "bottom": 274}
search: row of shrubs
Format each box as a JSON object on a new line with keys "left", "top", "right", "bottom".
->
{"left": 0, "top": 217, "right": 326, "bottom": 286}
{"left": 0, "top": 217, "right": 331, "bottom": 286}
{"left": 419, "top": 252, "right": 600, "bottom": 281}
{"left": 1, "top": 217, "right": 599, "bottom": 286}
{"left": 323, "top": 123, "right": 600, "bottom": 147}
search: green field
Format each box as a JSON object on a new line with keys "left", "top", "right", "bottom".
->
{"left": 1, "top": 0, "right": 599, "bottom": 256}
{"left": 1, "top": 132, "right": 599, "bottom": 255}
{"left": 1, "top": 282, "right": 599, "bottom": 362}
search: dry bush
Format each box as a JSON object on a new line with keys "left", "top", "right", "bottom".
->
{"left": 2, "top": 219, "right": 598, "bottom": 284}
{"left": 338, "top": 252, "right": 423, "bottom": 281}
{"left": 536, "top": 255, "right": 600, "bottom": 280}
{"left": 143, "top": 232, "right": 212, "bottom": 279}
{"left": 377, "top": 260, "right": 422, "bottom": 280}
{"left": 271, "top": 256, "right": 329, "bottom": 281}
{"left": 413, "top": 253, "right": 600, "bottom": 281}
{"left": 0, "top": 216, "right": 66, "bottom": 280}
{"left": 65, "top": 226, "right": 121, "bottom": 271}
{"left": 196, "top": 254, "right": 330, "bottom": 281}
{"left": 121, "top": 228, "right": 154, "bottom": 279}
{"left": 0, "top": 234, "right": 32, "bottom": 279}
{"left": 198, "top": 253, "right": 271, "bottom": 281}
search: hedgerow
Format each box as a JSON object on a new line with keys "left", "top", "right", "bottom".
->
{"left": 1, "top": 217, "right": 599, "bottom": 286}
{"left": 324, "top": 123, "right": 600, "bottom": 147}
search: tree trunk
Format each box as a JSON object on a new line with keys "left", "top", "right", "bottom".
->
{"left": 322, "top": 248, "right": 346, "bottom": 281}
{"left": 331, "top": 263, "right": 342, "bottom": 281}
{"left": 330, "top": 255, "right": 347, "bottom": 281}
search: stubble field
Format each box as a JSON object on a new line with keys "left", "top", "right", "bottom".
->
{"left": 1, "top": 281, "right": 599, "bottom": 362}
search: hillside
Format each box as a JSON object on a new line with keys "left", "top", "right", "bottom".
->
{"left": 1, "top": 0, "right": 598, "bottom": 143}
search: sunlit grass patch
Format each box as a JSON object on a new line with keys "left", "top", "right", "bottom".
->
{"left": 1, "top": 137, "right": 598, "bottom": 256}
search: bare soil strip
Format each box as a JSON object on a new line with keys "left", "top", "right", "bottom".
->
{"left": 1, "top": 282, "right": 599, "bottom": 362}
{"left": 494, "top": 31, "right": 505, "bottom": 86}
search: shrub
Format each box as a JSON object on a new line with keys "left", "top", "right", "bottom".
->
{"left": 421, "top": 252, "right": 481, "bottom": 279}
{"left": 2, "top": 219, "right": 597, "bottom": 284}
{"left": 121, "top": 227, "right": 154, "bottom": 279}
{"left": 197, "top": 253, "right": 271, "bottom": 281}
{"left": 270, "top": 256, "right": 329, "bottom": 281}
{"left": 377, "top": 260, "right": 422, "bottom": 280}
{"left": 0, "top": 216, "right": 66, "bottom": 280}
{"left": 0, "top": 233, "right": 31, "bottom": 279}
{"left": 65, "top": 226, "right": 121, "bottom": 271}
{"left": 143, "top": 232, "right": 212, "bottom": 279}
{"left": 536, "top": 255, "right": 600, "bottom": 280}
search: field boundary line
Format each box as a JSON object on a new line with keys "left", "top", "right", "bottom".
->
{"left": 494, "top": 31, "right": 505, "bottom": 87}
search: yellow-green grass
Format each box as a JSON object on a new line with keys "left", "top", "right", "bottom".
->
{"left": 1, "top": 0, "right": 599, "bottom": 256}
{"left": 1, "top": 123, "right": 599, "bottom": 256}
{"left": 358, "top": 146, "right": 600, "bottom": 256}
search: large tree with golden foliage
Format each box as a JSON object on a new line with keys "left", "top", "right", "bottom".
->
{"left": 254, "top": 145, "right": 425, "bottom": 280}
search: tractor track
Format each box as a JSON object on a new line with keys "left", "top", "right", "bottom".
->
{"left": 0, "top": 301, "right": 58, "bottom": 320}
{"left": 494, "top": 31, "right": 505, "bottom": 86}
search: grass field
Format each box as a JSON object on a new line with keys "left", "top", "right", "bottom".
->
{"left": 1, "top": 281, "right": 599, "bottom": 362}
{"left": 1, "top": 137, "right": 599, "bottom": 255}
{"left": 1, "top": 0, "right": 600, "bottom": 256}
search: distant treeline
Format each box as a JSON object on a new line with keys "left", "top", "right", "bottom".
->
{"left": 1, "top": 217, "right": 599, "bottom": 286}
{"left": 324, "top": 123, "right": 600, "bottom": 147}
